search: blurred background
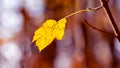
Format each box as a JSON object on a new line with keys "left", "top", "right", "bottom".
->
{"left": 0, "top": 0, "right": 120, "bottom": 68}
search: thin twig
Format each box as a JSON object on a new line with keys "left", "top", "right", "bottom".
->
{"left": 99, "top": 0, "right": 120, "bottom": 41}
{"left": 63, "top": 5, "right": 103, "bottom": 19}
{"left": 83, "top": 20, "right": 115, "bottom": 37}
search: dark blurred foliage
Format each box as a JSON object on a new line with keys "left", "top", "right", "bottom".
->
{"left": 1, "top": 0, "right": 120, "bottom": 68}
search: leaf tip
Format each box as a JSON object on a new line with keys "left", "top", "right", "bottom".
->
{"left": 31, "top": 39, "right": 35, "bottom": 43}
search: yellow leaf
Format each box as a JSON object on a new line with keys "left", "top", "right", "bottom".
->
{"left": 32, "top": 18, "right": 67, "bottom": 52}
{"left": 36, "top": 29, "right": 55, "bottom": 51}
{"left": 54, "top": 18, "right": 67, "bottom": 40}
{"left": 34, "top": 19, "right": 57, "bottom": 35}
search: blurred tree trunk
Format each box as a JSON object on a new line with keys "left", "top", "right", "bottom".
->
{"left": 71, "top": 0, "right": 87, "bottom": 68}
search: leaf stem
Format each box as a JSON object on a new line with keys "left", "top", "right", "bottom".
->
{"left": 63, "top": 5, "right": 103, "bottom": 19}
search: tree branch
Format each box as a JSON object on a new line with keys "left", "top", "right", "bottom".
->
{"left": 83, "top": 19, "right": 115, "bottom": 37}
{"left": 100, "top": 0, "right": 120, "bottom": 41}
